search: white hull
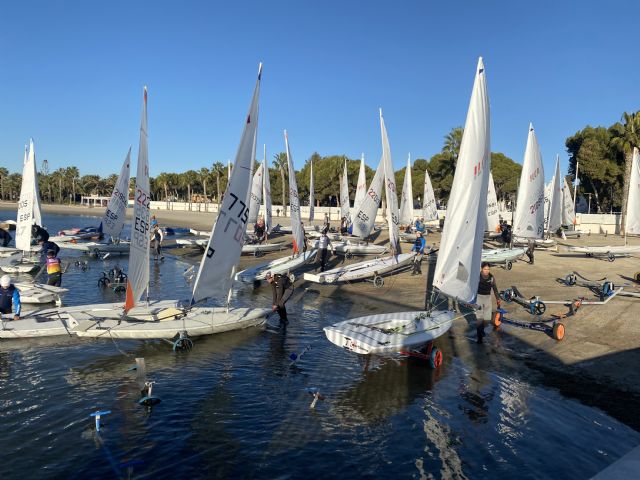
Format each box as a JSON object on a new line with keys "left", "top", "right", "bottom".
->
{"left": 513, "top": 237, "right": 556, "bottom": 247}
{"left": 14, "top": 282, "right": 68, "bottom": 304}
{"left": 481, "top": 247, "right": 526, "bottom": 263}
{"left": 176, "top": 237, "right": 207, "bottom": 246}
{"left": 566, "top": 245, "right": 640, "bottom": 255}
{"left": 235, "top": 250, "right": 317, "bottom": 283}
{"left": 1, "top": 262, "right": 41, "bottom": 274}
{"left": 303, "top": 252, "right": 415, "bottom": 284}
{"left": 241, "top": 243, "right": 288, "bottom": 255}
{"left": 324, "top": 309, "right": 454, "bottom": 355}
{"left": 308, "top": 239, "right": 388, "bottom": 256}
{"left": 307, "top": 230, "right": 342, "bottom": 240}
{"left": 58, "top": 241, "right": 130, "bottom": 253}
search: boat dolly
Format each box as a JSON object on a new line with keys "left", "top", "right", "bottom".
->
{"left": 500, "top": 285, "right": 583, "bottom": 317}
{"left": 492, "top": 308, "right": 566, "bottom": 341}
{"left": 562, "top": 272, "right": 620, "bottom": 302}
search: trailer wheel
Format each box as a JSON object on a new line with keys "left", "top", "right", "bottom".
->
{"left": 345, "top": 251, "right": 353, "bottom": 259}
{"left": 373, "top": 276, "right": 384, "bottom": 288}
{"left": 634, "top": 272, "right": 640, "bottom": 282}
{"left": 552, "top": 322, "right": 566, "bottom": 341}
{"left": 98, "top": 276, "right": 110, "bottom": 288}
{"left": 564, "top": 274, "right": 577, "bottom": 286}
{"left": 500, "top": 288, "right": 513, "bottom": 303}
{"left": 288, "top": 273, "right": 295, "bottom": 284}
{"left": 254, "top": 250, "right": 264, "bottom": 258}
{"left": 429, "top": 347, "right": 443, "bottom": 369}
{"left": 533, "top": 301, "right": 546, "bottom": 316}
{"left": 607, "top": 252, "right": 615, "bottom": 262}
{"left": 506, "top": 261, "right": 513, "bottom": 271}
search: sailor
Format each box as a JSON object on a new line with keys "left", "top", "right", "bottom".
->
{"left": 265, "top": 271, "right": 290, "bottom": 323}
{"left": 501, "top": 223, "right": 512, "bottom": 247}
{"left": 317, "top": 230, "right": 333, "bottom": 272}
{"left": 323, "top": 213, "right": 330, "bottom": 233}
{"left": 0, "top": 275, "right": 21, "bottom": 321}
{"left": 32, "top": 224, "right": 49, "bottom": 243}
{"left": 525, "top": 238, "right": 535, "bottom": 265}
{"left": 340, "top": 216, "right": 348, "bottom": 236}
{"left": 476, "top": 262, "right": 501, "bottom": 344}
{"left": 254, "top": 217, "right": 266, "bottom": 244}
{"left": 410, "top": 231, "right": 426, "bottom": 275}
{"left": 300, "top": 221, "right": 309, "bottom": 253}
{"left": 39, "top": 239, "right": 60, "bottom": 258}
{"left": 45, "top": 249, "right": 63, "bottom": 286}
{"left": 0, "top": 227, "right": 11, "bottom": 247}
{"left": 415, "top": 217, "right": 425, "bottom": 234}
{"left": 151, "top": 224, "right": 164, "bottom": 261}
{"left": 150, "top": 215, "right": 158, "bottom": 229}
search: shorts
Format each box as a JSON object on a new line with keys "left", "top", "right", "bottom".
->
{"left": 477, "top": 294, "right": 493, "bottom": 322}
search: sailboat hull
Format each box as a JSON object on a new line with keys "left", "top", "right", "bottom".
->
{"left": 481, "top": 247, "right": 526, "bottom": 263}
{"left": 235, "top": 250, "right": 317, "bottom": 283}
{"left": 307, "top": 239, "right": 388, "bottom": 256}
{"left": 303, "top": 252, "right": 415, "bottom": 284}
{"left": 14, "top": 283, "right": 68, "bottom": 304}
{"left": 324, "top": 310, "right": 455, "bottom": 355}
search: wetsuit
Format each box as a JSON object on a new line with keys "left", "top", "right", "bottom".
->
{"left": 46, "top": 256, "right": 63, "bottom": 287}
{"left": 525, "top": 238, "right": 535, "bottom": 264}
{"left": 152, "top": 228, "right": 164, "bottom": 259}
{"left": 40, "top": 241, "right": 60, "bottom": 257}
{"left": 411, "top": 236, "right": 426, "bottom": 274}
{"left": 32, "top": 225, "right": 49, "bottom": 243}
{"left": 317, "top": 235, "right": 332, "bottom": 272}
{"left": 0, "top": 285, "right": 21, "bottom": 317}
{"left": 270, "top": 274, "right": 290, "bottom": 323}
{"left": 476, "top": 273, "right": 499, "bottom": 343}
{"left": 415, "top": 220, "right": 425, "bottom": 233}
{"left": 0, "top": 228, "right": 11, "bottom": 247}
{"left": 254, "top": 223, "right": 265, "bottom": 243}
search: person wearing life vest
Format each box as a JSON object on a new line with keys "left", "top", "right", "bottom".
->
{"left": 476, "top": 262, "right": 501, "bottom": 344}
{"left": 0, "top": 275, "right": 21, "bottom": 321}
{"left": 39, "top": 239, "right": 60, "bottom": 260}
{"left": 317, "top": 230, "right": 333, "bottom": 272}
{"left": 45, "top": 249, "right": 63, "bottom": 286}
{"left": 151, "top": 224, "right": 164, "bottom": 261}
{"left": 410, "top": 231, "right": 426, "bottom": 275}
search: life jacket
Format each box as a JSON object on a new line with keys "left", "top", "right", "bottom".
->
{"left": 318, "top": 236, "right": 330, "bottom": 249}
{"left": 46, "top": 257, "right": 62, "bottom": 275}
{"left": 0, "top": 285, "right": 16, "bottom": 312}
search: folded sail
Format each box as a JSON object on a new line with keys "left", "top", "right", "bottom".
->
{"left": 125, "top": 87, "right": 151, "bottom": 312}
{"left": 284, "top": 130, "right": 305, "bottom": 253}
{"left": 433, "top": 57, "right": 490, "bottom": 302}
{"left": 340, "top": 159, "right": 350, "bottom": 222}
{"left": 513, "top": 124, "right": 545, "bottom": 239}
{"left": 101, "top": 148, "right": 131, "bottom": 239}
{"left": 351, "top": 157, "right": 384, "bottom": 238}
{"left": 309, "top": 159, "right": 315, "bottom": 222}
{"left": 422, "top": 165, "right": 438, "bottom": 221}
{"left": 262, "top": 145, "right": 272, "bottom": 233}
{"left": 192, "top": 65, "right": 262, "bottom": 303}
{"left": 248, "top": 163, "right": 263, "bottom": 224}
{"left": 380, "top": 110, "right": 400, "bottom": 253}
{"left": 398, "top": 154, "right": 414, "bottom": 225}
{"left": 354, "top": 153, "right": 367, "bottom": 209}
{"left": 486, "top": 171, "right": 500, "bottom": 232}
{"left": 546, "top": 155, "right": 562, "bottom": 232}
{"left": 626, "top": 147, "right": 640, "bottom": 235}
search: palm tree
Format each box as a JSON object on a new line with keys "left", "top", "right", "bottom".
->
{"left": 212, "top": 162, "right": 225, "bottom": 206}
{"left": 0, "top": 167, "right": 8, "bottom": 200}
{"left": 610, "top": 112, "right": 640, "bottom": 235}
{"left": 199, "top": 167, "right": 210, "bottom": 202}
{"left": 273, "top": 152, "right": 288, "bottom": 215}
{"left": 442, "top": 127, "right": 464, "bottom": 164}
{"left": 181, "top": 170, "right": 199, "bottom": 208}
{"left": 65, "top": 166, "right": 80, "bottom": 203}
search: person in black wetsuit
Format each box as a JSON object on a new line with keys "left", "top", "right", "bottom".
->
{"left": 476, "top": 262, "right": 501, "bottom": 344}
{"left": 266, "top": 271, "right": 290, "bottom": 323}
{"left": 32, "top": 224, "right": 49, "bottom": 243}
{"left": 0, "top": 228, "right": 11, "bottom": 247}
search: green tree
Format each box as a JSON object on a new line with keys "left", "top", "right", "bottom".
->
{"left": 442, "top": 127, "right": 464, "bottom": 164}
{"left": 610, "top": 112, "right": 640, "bottom": 233}
{"left": 273, "top": 152, "right": 288, "bottom": 211}
{"left": 0, "top": 167, "right": 8, "bottom": 200}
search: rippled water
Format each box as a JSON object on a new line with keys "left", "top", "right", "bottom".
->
{"left": 1, "top": 211, "right": 638, "bottom": 479}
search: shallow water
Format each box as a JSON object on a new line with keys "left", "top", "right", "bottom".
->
{"left": 1, "top": 211, "right": 639, "bottom": 479}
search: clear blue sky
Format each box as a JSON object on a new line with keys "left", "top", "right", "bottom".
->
{"left": 0, "top": 0, "right": 637, "bottom": 178}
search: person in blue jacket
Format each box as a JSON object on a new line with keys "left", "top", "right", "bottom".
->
{"left": 410, "top": 231, "right": 426, "bottom": 275}
{"left": 414, "top": 217, "right": 425, "bottom": 233}
{"left": 0, "top": 275, "right": 21, "bottom": 321}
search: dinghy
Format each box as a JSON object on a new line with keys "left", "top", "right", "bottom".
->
{"left": 304, "top": 252, "right": 415, "bottom": 286}
{"left": 481, "top": 247, "right": 526, "bottom": 269}
{"left": 14, "top": 282, "right": 68, "bottom": 305}
{"left": 59, "top": 240, "right": 131, "bottom": 254}
{"left": 324, "top": 58, "right": 490, "bottom": 356}
{"left": 307, "top": 239, "right": 387, "bottom": 257}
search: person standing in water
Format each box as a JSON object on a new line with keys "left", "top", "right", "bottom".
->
{"left": 476, "top": 262, "right": 501, "bottom": 344}
{"left": 45, "top": 249, "right": 64, "bottom": 286}
{"left": 151, "top": 224, "right": 164, "bottom": 261}
{"left": 266, "top": 271, "right": 290, "bottom": 324}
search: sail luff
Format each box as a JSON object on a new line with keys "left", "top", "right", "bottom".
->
{"left": 29, "top": 140, "right": 42, "bottom": 227}
{"left": 351, "top": 157, "right": 384, "bottom": 238}
{"left": 626, "top": 147, "right": 640, "bottom": 235}
{"left": 398, "top": 154, "right": 414, "bottom": 224}
{"left": 513, "top": 124, "right": 545, "bottom": 239}
{"left": 101, "top": 148, "right": 131, "bottom": 239}
{"left": 309, "top": 159, "right": 315, "bottom": 222}
{"left": 247, "top": 163, "right": 263, "bottom": 224}
{"left": 422, "top": 164, "right": 438, "bottom": 221}
{"left": 354, "top": 153, "right": 367, "bottom": 209}
{"left": 380, "top": 110, "right": 400, "bottom": 253}
{"left": 546, "top": 155, "right": 562, "bottom": 232}
{"left": 263, "top": 144, "right": 272, "bottom": 233}
{"left": 191, "top": 64, "right": 262, "bottom": 304}
{"left": 486, "top": 171, "right": 500, "bottom": 232}
{"left": 433, "top": 57, "right": 491, "bottom": 302}
{"left": 16, "top": 143, "right": 36, "bottom": 252}
{"left": 284, "top": 130, "right": 305, "bottom": 253}
{"left": 340, "top": 159, "right": 350, "bottom": 222}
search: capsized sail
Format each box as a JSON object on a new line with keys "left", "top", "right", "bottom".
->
{"left": 354, "top": 153, "right": 367, "bottom": 209}
{"left": 399, "top": 154, "right": 414, "bottom": 225}
{"left": 422, "top": 164, "right": 438, "bottom": 221}
{"left": 101, "top": 148, "right": 131, "bottom": 239}
{"left": 380, "top": 109, "right": 400, "bottom": 253}
{"left": 433, "top": 57, "right": 490, "bottom": 302}
{"left": 309, "top": 159, "right": 315, "bottom": 222}
{"left": 16, "top": 143, "right": 37, "bottom": 252}
{"left": 546, "top": 155, "right": 562, "bottom": 233}
{"left": 626, "top": 147, "right": 640, "bottom": 235}
{"left": 486, "top": 171, "right": 500, "bottom": 232}
{"left": 513, "top": 124, "right": 545, "bottom": 239}
{"left": 262, "top": 144, "right": 272, "bottom": 234}
{"left": 248, "top": 163, "right": 263, "bottom": 224}
{"left": 351, "top": 157, "right": 384, "bottom": 238}
{"left": 125, "top": 87, "right": 151, "bottom": 312}
{"left": 191, "top": 65, "right": 262, "bottom": 304}
{"left": 284, "top": 131, "right": 305, "bottom": 253}
{"left": 340, "top": 159, "right": 350, "bottom": 223}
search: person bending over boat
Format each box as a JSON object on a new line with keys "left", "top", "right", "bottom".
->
{"left": 39, "top": 239, "right": 60, "bottom": 259}
{"left": 32, "top": 224, "right": 49, "bottom": 243}
{"left": 0, "top": 275, "right": 21, "bottom": 321}
{"left": 254, "top": 218, "right": 266, "bottom": 244}
{"left": 411, "top": 231, "right": 426, "bottom": 275}
{"left": 415, "top": 218, "right": 425, "bottom": 233}
{"left": 476, "top": 262, "right": 501, "bottom": 344}
{"left": 266, "top": 271, "right": 291, "bottom": 324}
{"left": 0, "top": 227, "right": 11, "bottom": 247}
{"left": 317, "top": 230, "right": 333, "bottom": 272}
{"left": 45, "top": 249, "right": 63, "bottom": 287}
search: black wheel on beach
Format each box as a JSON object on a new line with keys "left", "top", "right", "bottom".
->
{"left": 373, "top": 276, "right": 384, "bottom": 288}
{"left": 254, "top": 250, "right": 264, "bottom": 258}
{"left": 506, "top": 261, "right": 513, "bottom": 271}
{"left": 565, "top": 274, "right": 577, "bottom": 286}
{"left": 634, "top": 272, "right": 640, "bottom": 283}
{"left": 607, "top": 253, "right": 615, "bottom": 262}
{"left": 288, "top": 273, "right": 295, "bottom": 284}
{"left": 345, "top": 251, "right": 353, "bottom": 259}
{"left": 533, "top": 301, "right": 546, "bottom": 316}
{"left": 552, "top": 322, "right": 566, "bottom": 341}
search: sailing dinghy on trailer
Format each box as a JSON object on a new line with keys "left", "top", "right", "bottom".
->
{"left": 324, "top": 58, "right": 491, "bottom": 358}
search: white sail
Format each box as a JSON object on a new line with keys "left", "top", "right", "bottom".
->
{"left": 398, "top": 154, "right": 414, "bottom": 224}
{"left": 125, "top": 87, "right": 151, "bottom": 312}
{"left": 626, "top": 147, "right": 640, "bottom": 235}
{"left": 309, "top": 159, "right": 315, "bottom": 222}
{"left": 354, "top": 153, "right": 367, "bottom": 209}
{"left": 561, "top": 177, "right": 576, "bottom": 226}
{"left": 486, "top": 171, "right": 500, "bottom": 232}
{"left": 16, "top": 143, "right": 37, "bottom": 252}
{"left": 262, "top": 145, "right": 272, "bottom": 234}
{"left": 380, "top": 110, "right": 400, "bottom": 253}
{"left": 543, "top": 179, "right": 552, "bottom": 224}
{"left": 191, "top": 65, "right": 262, "bottom": 303}
{"left": 101, "top": 148, "right": 131, "bottom": 239}
{"left": 433, "top": 57, "right": 490, "bottom": 302}
{"left": 422, "top": 164, "right": 438, "bottom": 221}
{"left": 513, "top": 124, "right": 545, "bottom": 239}
{"left": 340, "top": 159, "right": 350, "bottom": 222}
{"left": 29, "top": 141, "right": 42, "bottom": 227}
{"left": 351, "top": 157, "right": 384, "bottom": 238}
{"left": 546, "top": 155, "right": 562, "bottom": 232}
{"left": 284, "top": 130, "right": 305, "bottom": 253}
{"left": 247, "top": 163, "right": 263, "bottom": 224}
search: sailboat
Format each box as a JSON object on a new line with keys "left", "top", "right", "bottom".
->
{"left": 59, "top": 150, "right": 132, "bottom": 255}
{"left": 566, "top": 147, "right": 640, "bottom": 260}
{"left": 304, "top": 110, "right": 415, "bottom": 285}
{"left": 485, "top": 172, "right": 501, "bottom": 238}
{"left": 235, "top": 131, "right": 317, "bottom": 284}
{"left": 247, "top": 162, "right": 264, "bottom": 225}
{"left": 398, "top": 154, "right": 414, "bottom": 225}
{"left": 354, "top": 153, "right": 367, "bottom": 211}
{"left": 324, "top": 57, "right": 490, "bottom": 356}
{"left": 340, "top": 159, "right": 351, "bottom": 223}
